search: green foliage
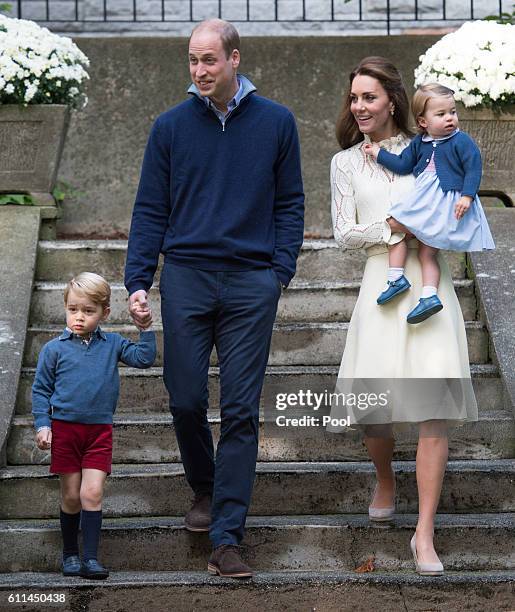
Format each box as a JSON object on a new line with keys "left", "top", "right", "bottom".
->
{"left": 0, "top": 194, "right": 35, "bottom": 206}
{"left": 484, "top": 4, "right": 515, "bottom": 24}
{"left": 0, "top": 4, "right": 12, "bottom": 13}
{"left": 52, "top": 180, "right": 83, "bottom": 204}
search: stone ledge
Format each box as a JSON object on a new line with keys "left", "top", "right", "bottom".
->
{"left": 471, "top": 208, "right": 515, "bottom": 414}
{"left": 0, "top": 207, "right": 41, "bottom": 466}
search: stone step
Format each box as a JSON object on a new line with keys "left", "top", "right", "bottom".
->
{"left": 15, "top": 364, "right": 502, "bottom": 415}
{"left": 9, "top": 411, "right": 515, "bottom": 465}
{"left": 1, "top": 514, "right": 513, "bottom": 573}
{"left": 5, "top": 567, "right": 515, "bottom": 611}
{"left": 29, "top": 279, "right": 478, "bottom": 325}
{"left": 1, "top": 570, "right": 514, "bottom": 611}
{"left": 23, "top": 319, "right": 490, "bottom": 368}
{"left": 1, "top": 460, "right": 513, "bottom": 519}
{"left": 36, "top": 239, "right": 468, "bottom": 283}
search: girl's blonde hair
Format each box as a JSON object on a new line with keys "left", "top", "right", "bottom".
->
{"left": 64, "top": 272, "right": 111, "bottom": 308}
{"left": 412, "top": 83, "right": 455, "bottom": 133}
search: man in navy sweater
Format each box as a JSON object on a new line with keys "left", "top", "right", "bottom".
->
{"left": 125, "top": 19, "right": 304, "bottom": 577}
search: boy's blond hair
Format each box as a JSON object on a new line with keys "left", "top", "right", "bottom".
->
{"left": 64, "top": 272, "right": 111, "bottom": 308}
{"left": 412, "top": 83, "right": 455, "bottom": 133}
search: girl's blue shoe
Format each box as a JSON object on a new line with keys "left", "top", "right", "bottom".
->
{"left": 407, "top": 295, "right": 443, "bottom": 324}
{"left": 377, "top": 275, "right": 411, "bottom": 305}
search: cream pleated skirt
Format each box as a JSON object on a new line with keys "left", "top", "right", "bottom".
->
{"left": 329, "top": 243, "right": 478, "bottom": 429}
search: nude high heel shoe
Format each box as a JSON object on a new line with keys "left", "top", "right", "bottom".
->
{"left": 410, "top": 533, "right": 444, "bottom": 576}
{"left": 368, "top": 483, "right": 395, "bottom": 522}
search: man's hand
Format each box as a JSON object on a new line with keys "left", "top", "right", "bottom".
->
{"left": 129, "top": 290, "right": 153, "bottom": 330}
{"left": 455, "top": 196, "right": 472, "bottom": 220}
{"left": 363, "top": 142, "right": 380, "bottom": 159}
{"left": 36, "top": 427, "right": 52, "bottom": 450}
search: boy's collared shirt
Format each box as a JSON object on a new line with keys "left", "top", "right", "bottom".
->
{"left": 63, "top": 325, "right": 102, "bottom": 346}
{"left": 32, "top": 327, "right": 156, "bottom": 431}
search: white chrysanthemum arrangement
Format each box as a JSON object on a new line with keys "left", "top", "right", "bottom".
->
{"left": 0, "top": 15, "right": 89, "bottom": 107}
{"left": 414, "top": 20, "right": 515, "bottom": 109}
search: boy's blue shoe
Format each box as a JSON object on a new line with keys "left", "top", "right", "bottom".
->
{"left": 377, "top": 275, "right": 411, "bottom": 305}
{"left": 407, "top": 295, "right": 443, "bottom": 324}
{"left": 79, "top": 559, "right": 109, "bottom": 580}
{"left": 61, "top": 555, "right": 81, "bottom": 576}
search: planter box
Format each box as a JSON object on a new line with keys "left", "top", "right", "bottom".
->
{"left": 458, "top": 105, "right": 515, "bottom": 206}
{"left": 0, "top": 105, "right": 70, "bottom": 193}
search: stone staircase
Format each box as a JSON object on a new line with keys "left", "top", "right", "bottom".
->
{"left": 0, "top": 239, "right": 514, "bottom": 610}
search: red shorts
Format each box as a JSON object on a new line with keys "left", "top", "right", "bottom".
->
{"left": 50, "top": 419, "right": 113, "bottom": 475}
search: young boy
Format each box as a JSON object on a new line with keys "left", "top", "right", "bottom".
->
{"left": 32, "top": 272, "right": 156, "bottom": 579}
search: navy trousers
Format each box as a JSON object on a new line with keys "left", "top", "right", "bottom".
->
{"left": 160, "top": 262, "right": 281, "bottom": 547}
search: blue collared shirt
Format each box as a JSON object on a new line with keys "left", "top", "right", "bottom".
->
{"left": 32, "top": 328, "right": 156, "bottom": 430}
{"left": 203, "top": 77, "right": 244, "bottom": 124}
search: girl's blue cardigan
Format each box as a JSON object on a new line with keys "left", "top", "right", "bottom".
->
{"left": 377, "top": 130, "right": 482, "bottom": 198}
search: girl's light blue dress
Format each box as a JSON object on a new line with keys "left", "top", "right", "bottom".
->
{"left": 388, "top": 131, "right": 495, "bottom": 252}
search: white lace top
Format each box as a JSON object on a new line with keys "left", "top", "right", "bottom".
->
{"left": 331, "top": 133, "right": 415, "bottom": 253}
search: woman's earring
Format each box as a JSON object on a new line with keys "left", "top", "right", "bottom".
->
{"left": 390, "top": 107, "right": 395, "bottom": 116}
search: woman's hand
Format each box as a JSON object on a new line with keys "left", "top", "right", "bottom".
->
{"left": 363, "top": 143, "right": 380, "bottom": 159}
{"left": 387, "top": 217, "right": 413, "bottom": 237}
{"left": 455, "top": 196, "right": 472, "bottom": 220}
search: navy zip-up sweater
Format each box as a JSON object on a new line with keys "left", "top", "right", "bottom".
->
{"left": 125, "top": 85, "right": 305, "bottom": 294}
{"left": 377, "top": 130, "right": 482, "bottom": 197}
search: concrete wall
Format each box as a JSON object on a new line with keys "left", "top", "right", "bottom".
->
{"left": 58, "top": 35, "right": 440, "bottom": 238}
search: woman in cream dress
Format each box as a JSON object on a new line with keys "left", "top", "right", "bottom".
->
{"left": 330, "top": 57, "right": 477, "bottom": 574}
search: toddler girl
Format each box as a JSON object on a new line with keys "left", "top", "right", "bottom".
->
{"left": 364, "top": 83, "right": 495, "bottom": 324}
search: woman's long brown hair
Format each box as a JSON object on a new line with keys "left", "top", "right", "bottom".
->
{"left": 335, "top": 56, "right": 414, "bottom": 150}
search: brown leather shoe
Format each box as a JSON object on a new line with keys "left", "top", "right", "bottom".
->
{"left": 207, "top": 545, "right": 253, "bottom": 578}
{"left": 184, "top": 493, "right": 212, "bottom": 532}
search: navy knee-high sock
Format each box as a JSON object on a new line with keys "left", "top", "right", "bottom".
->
{"left": 81, "top": 510, "right": 103, "bottom": 561}
{"left": 60, "top": 509, "right": 80, "bottom": 558}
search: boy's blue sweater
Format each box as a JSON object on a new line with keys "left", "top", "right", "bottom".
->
{"left": 124, "top": 84, "right": 304, "bottom": 294}
{"left": 32, "top": 329, "right": 156, "bottom": 430}
{"left": 377, "top": 130, "right": 482, "bottom": 197}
